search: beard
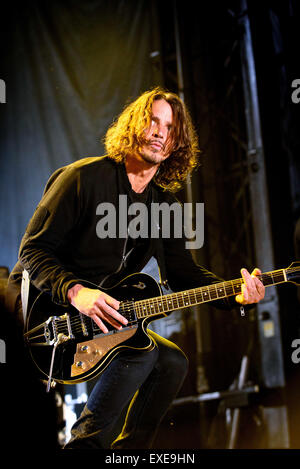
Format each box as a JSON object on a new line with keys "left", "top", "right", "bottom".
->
{"left": 138, "top": 140, "right": 169, "bottom": 165}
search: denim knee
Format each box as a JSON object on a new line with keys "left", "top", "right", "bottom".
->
{"left": 158, "top": 345, "right": 188, "bottom": 378}
{"left": 147, "top": 336, "right": 188, "bottom": 384}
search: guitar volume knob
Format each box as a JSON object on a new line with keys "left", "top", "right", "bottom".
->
{"left": 80, "top": 345, "right": 89, "bottom": 353}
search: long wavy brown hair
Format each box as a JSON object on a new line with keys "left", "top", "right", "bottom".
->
{"left": 104, "top": 87, "right": 200, "bottom": 192}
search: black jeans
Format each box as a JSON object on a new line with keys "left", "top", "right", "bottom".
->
{"left": 64, "top": 330, "right": 188, "bottom": 449}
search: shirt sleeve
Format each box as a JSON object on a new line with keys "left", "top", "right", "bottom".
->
{"left": 161, "top": 196, "right": 239, "bottom": 311}
{"left": 19, "top": 165, "right": 84, "bottom": 305}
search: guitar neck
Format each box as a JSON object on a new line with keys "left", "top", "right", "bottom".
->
{"left": 135, "top": 268, "right": 288, "bottom": 319}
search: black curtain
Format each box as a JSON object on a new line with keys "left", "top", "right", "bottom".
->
{"left": 0, "top": 0, "right": 157, "bottom": 272}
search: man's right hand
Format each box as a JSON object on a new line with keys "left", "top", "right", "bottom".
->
{"left": 67, "top": 284, "right": 128, "bottom": 333}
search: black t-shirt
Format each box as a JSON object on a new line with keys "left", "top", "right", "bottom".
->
{"left": 116, "top": 163, "right": 152, "bottom": 278}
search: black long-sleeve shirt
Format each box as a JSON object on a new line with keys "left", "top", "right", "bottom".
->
{"left": 8, "top": 156, "right": 237, "bottom": 315}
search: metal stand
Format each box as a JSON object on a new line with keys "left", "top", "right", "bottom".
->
{"left": 227, "top": 355, "right": 251, "bottom": 448}
{"left": 173, "top": 353, "right": 259, "bottom": 449}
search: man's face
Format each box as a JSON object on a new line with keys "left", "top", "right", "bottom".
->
{"left": 139, "top": 99, "right": 174, "bottom": 165}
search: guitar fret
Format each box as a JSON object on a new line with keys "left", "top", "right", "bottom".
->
{"left": 255, "top": 270, "right": 284, "bottom": 287}
{"left": 196, "top": 289, "right": 203, "bottom": 303}
{"left": 174, "top": 294, "right": 180, "bottom": 309}
{"left": 231, "top": 281, "right": 241, "bottom": 294}
{"left": 276, "top": 271, "right": 285, "bottom": 283}
{"left": 263, "top": 274, "right": 275, "bottom": 286}
{"left": 177, "top": 292, "right": 184, "bottom": 308}
{"left": 225, "top": 282, "right": 235, "bottom": 297}
{"left": 192, "top": 289, "right": 197, "bottom": 305}
{"left": 230, "top": 280, "right": 238, "bottom": 295}
{"left": 183, "top": 291, "right": 190, "bottom": 306}
{"left": 202, "top": 286, "right": 210, "bottom": 301}
{"left": 216, "top": 283, "right": 225, "bottom": 298}
{"left": 141, "top": 301, "right": 148, "bottom": 318}
{"left": 209, "top": 285, "right": 218, "bottom": 300}
{"left": 183, "top": 292, "right": 189, "bottom": 306}
{"left": 165, "top": 295, "right": 174, "bottom": 312}
{"left": 136, "top": 302, "right": 142, "bottom": 318}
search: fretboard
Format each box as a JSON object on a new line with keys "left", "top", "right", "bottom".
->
{"left": 135, "top": 269, "right": 287, "bottom": 319}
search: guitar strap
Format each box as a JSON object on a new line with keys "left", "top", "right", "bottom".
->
{"left": 156, "top": 237, "right": 169, "bottom": 289}
{"left": 151, "top": 187, "right": 169, "bottom": 290}
{"left": 21, "top": 269, "right": 30, "bottom": 325}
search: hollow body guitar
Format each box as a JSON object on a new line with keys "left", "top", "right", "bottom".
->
{"left": 24, "top": 263, "right": 300, "bottom": 385}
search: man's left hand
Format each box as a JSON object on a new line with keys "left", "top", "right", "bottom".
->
{"left": 235, "top": 268, "right": 265, "bottom": 305}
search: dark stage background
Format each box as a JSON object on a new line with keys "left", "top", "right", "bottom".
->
{"left": 1, "top": 0, "right": 300, "bottom": 450}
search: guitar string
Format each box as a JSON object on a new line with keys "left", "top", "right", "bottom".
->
{"left": 55, "top": 318, "right": 138, "bottom": 335}
{"left": 54, "top": 268, "right": 297, "bottom": 334}
{"left": 60, "top": 270, "right": 288, "bottom": 329}
{"left": 54, "top": 306, "right": 138, "bottom": 334}
{"left": 31, "top": 268, "right": 300, "bottom": 340}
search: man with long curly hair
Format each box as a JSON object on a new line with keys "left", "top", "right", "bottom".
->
{"left": 7, "top": 87, "right": 264, "bottom": 449}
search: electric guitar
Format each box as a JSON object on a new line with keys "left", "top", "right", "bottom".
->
{"left": 24, "top": 262, "right": 300, "bottom": 387}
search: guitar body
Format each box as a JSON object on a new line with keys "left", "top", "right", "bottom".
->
{"left": 25, "top": 273, "right": 163, "bottom": 384}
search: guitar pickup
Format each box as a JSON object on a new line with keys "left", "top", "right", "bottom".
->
{"left": 65, "top": 313, "right": 75, "bottom": 339}
{"left": 79, "top": 312, "right": 89, "bottom": 336}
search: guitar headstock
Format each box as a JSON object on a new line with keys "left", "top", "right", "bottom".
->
{"left": 286, "top": 261, "right": 300, "bottom": 285}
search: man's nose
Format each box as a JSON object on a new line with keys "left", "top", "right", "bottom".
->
{"left": 152, "top": 125, "right": 163, "bottom": 139}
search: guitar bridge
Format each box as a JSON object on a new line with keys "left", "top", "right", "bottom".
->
{"left": 46, "top": 314, "right": 74, "bottom": 345}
